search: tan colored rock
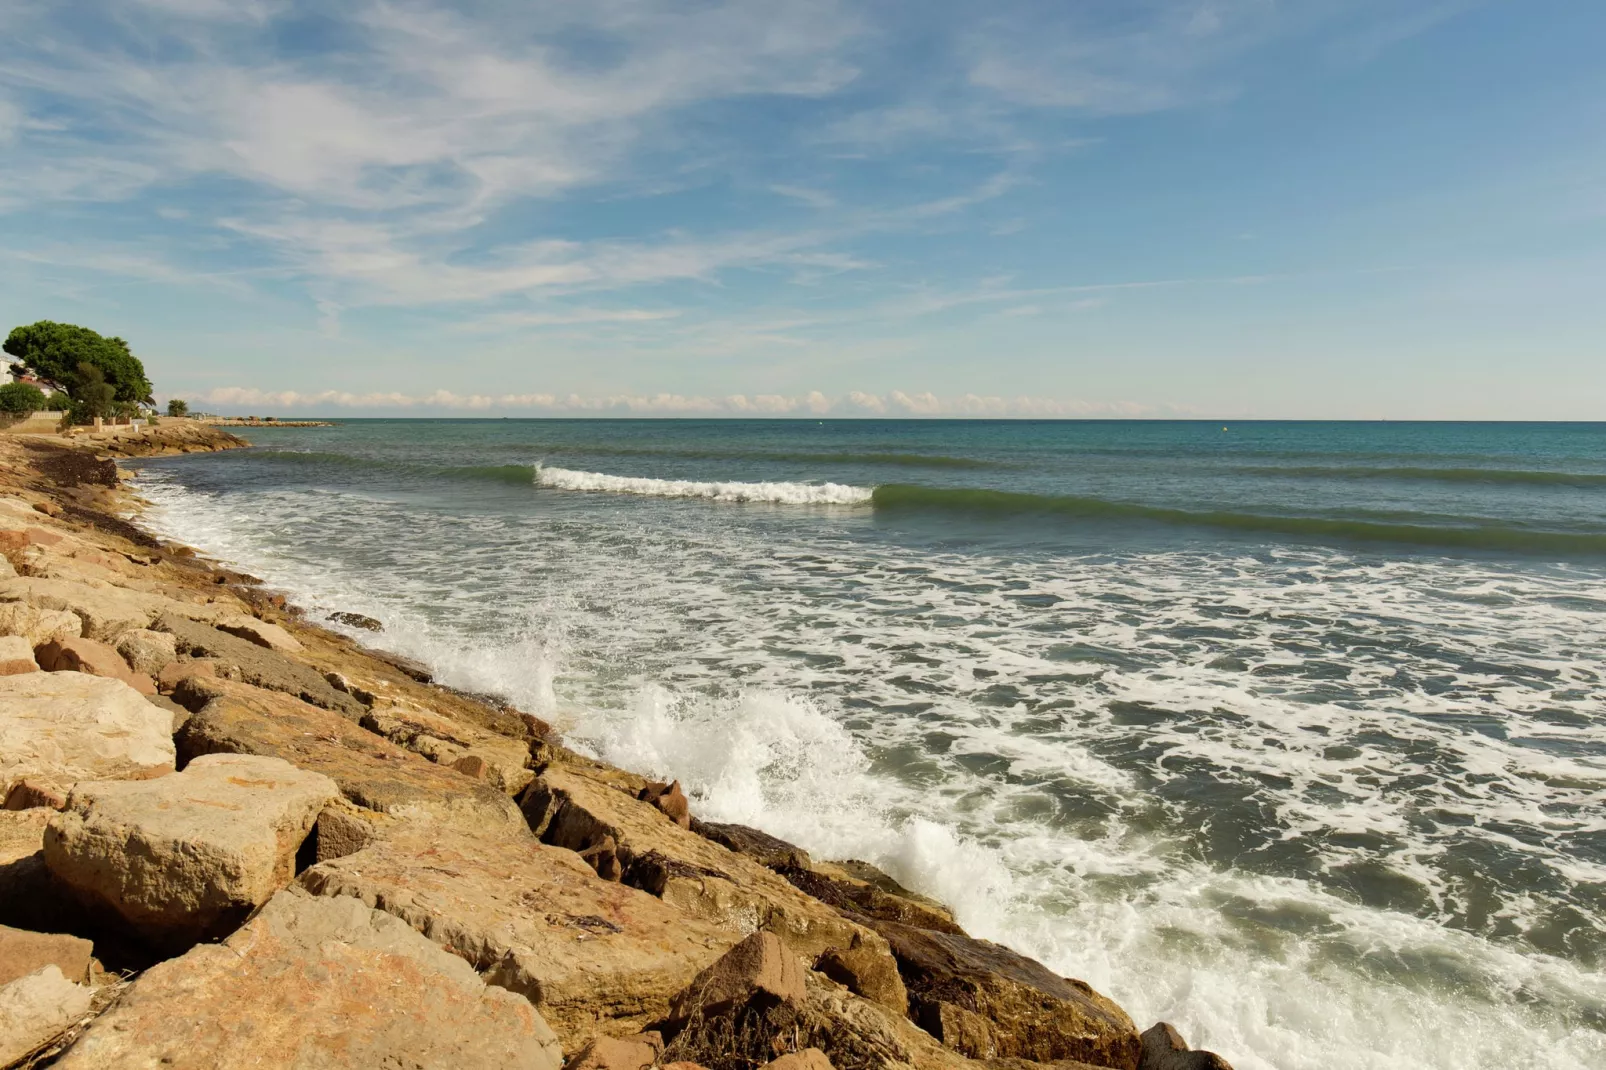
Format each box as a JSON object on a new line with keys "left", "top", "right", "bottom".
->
{"left": 783, "top": 863, "right": 963, "bottom": 935}
{"left": 44, "top": 754, "right": 338, "bottom": 950}
{"left": 157, "top": 655, "right": 217, "bottom": 691}
{"left": 36, "top": 636, "right": 156, "bottom": 695}
{"left": 847, "top": 916, "right": 1140, "bottom": 1069}
{"left": 0, "top": 924, "right": 95, "bottom": 986}
{"left": 0, "top": 635, "right": 35, "bottom": 675}
{"left": 762, "top": 1049, "right": 834, "bottom": 1070}
{"left": 568, "top": 1032, "right": 663, "bottom": 1070}
{"left": 0, "top": 576, "right": 215, "bottom": 641}
{"left": 175, "top": 678, "right": 523, "bottom": 832}
{"left": 3, "top": 779, "right": 66, "bottom": 811}
{"left": 0, "top": 673, "right": 173, "bottom": 795}
{"left": 693, "top": 819, "right": 813, "bottom": 871}
{"left": 1139, "top": 1023, "right": 1235, "bottom": 1070}
{"left": 214, "top": 612, "right": 303, "bottom": 653}
{"left": 0, "top": 601, "right": 80, "bottom": 646}
{"left": 54, "top": 887, "right": 563, "bottom": 1070}
{"left": 531, "top": 767, "right": 890, "bottom": 967}
{"left": 361, "top": 699, "right": 535, "bottom": 796}
{"left": 815, "top": 935, "right": 909, "bottom": 1014}
{"left": 641, "top": 779, "right": 691, "bottom": 828}
{"left": 0, "top": 811, "right": 48, "bottom": 866}
{"left": 0, "top": 965, "right": 93, "bottom": 1067}
{"left": 115, "top": 627, "right": 177, "bottom": 676}
{"left": 159, "top": 615, "right": 364, "bottom": 717}
{"left": 668, "top": 931, "right": 806, "bottom": 1022}
{"left": 309, "top": 802, "right": 391, "bottom": 863}
{"left": 297, "top": 823, "right": 734, "bottom": 1047}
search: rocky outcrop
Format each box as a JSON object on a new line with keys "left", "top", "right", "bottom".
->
{"left": 297, "top": 822, "right": 735, "bottom": 1046}
{"left": 0, "top": 600, "right": 81, "bottom": 645}
{"left": 174, "top": 678, "right": 524, "bottom": 832}
{"left": 0, "top": 964, "right": 94, "bottom": 1066}
{"left": 1138, "top": 1023, "right": 1234, "bottom": 1070}
{"left": 0, "top": 672, "right": 173, "bottom": 798}
{"left": 668, "top": 931, "right": 807, "bottom": 1022}
{"left": 0, "top": 923, "right": 96, "bottom": 986}
{"left": 158, "top": 613, "right": 364, "bottom": 717}
{"left": 845, "top": 916, "right": 1140, "bottom": 1069}
{"left": 0, "top": 575, "right": 233, "bottom": 642}
{"left": 44, "top": 754, "right": 338, "bottom": 951}
{"left": 36, "top": 635, "right": 157, "bottom": 694}
{"left": 215, "top": 612, "right": 304, "bottom": 653}
{"left": 360, "top": 697, "right": 535, "bottom": 795}
{"left": 53, "top": 887, "right": 564, "bottom": 1069}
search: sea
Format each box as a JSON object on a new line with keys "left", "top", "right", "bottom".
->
{"left": 125, "top": 419, "right": 1606, "bottom": 1070}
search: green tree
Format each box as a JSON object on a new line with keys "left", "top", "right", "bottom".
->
{"left": 67, "top": 362, "right": 116, "bottom": 424}
{"left": 2, "top": 321, "right": 154, "bottom": 403}
{"left": 43, "top": 392, "right": 71, "bottom": 412}
{"left": 0, "top": 382, "right": 46, "bottom": 416}
{"left": 167, "top": 398, "right": 189, "bottom": 417}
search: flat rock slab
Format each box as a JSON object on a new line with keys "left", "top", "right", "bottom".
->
{"left": 0, "top": 577, "right": 228, "bottom": 643}
{"left": 36, "top": 636, "right": 156, "bottom": 695}
{"left": 0, "top": 673, "right": 173, "bottom": 795}
{"left": 54, "top": 887, "right": 563, "bottom": 1070}
{"left": 298, "top": 824, "right": 735, "bottom": 1047}
{"left": 160, "top": 614, "right": 362, "bottom": 717}
{"left": 175, "top": 679, "right": 524, "bottom": 833}
{"left": 0, "top": 923, "right": 95, "bottom": 986}
{"left": 44, "top": 754, "right": 338, "bottom": 950}
{"left": 0, "top": 965, "right": 93, "bottom": 1067}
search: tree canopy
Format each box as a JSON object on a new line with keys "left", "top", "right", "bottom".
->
{"left": 2, "top": 321, "right": 153, "bottom": 404}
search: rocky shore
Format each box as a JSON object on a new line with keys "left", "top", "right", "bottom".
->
{"left": 0, "top": 425, "right": 1235, "bottom": 1070}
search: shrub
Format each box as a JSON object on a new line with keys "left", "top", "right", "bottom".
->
{"left": 0, "top": 382, "right": 47, "bottom": 416}
{"left": 44, "top": 392, "right": 71, "bottom": 411}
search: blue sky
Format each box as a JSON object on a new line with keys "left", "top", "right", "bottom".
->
{"left": 0, "top": 0, "right": 1601, "bottom": 418}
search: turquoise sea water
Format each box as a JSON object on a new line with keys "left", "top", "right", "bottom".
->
{"left": 128, "top": 420, "right": 1606, "bottom": 1070}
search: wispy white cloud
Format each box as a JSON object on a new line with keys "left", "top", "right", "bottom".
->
{"left": 192, "top": 384, "right": 1169, "bottom": 418}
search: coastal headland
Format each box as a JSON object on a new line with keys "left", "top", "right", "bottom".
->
{"left": 0, "top": 423, "right": 1234, "bottom": 1070}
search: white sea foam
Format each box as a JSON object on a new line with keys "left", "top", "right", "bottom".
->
{"left": 535, "top": 463, "right": 873, "bottom": 505}
{"left": 129, "top": 465, "right": 1606, "bottom": 1070}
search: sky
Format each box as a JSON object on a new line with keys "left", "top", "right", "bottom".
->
{"left": 0, "top": 0, "right": 1602, "bottom": 419}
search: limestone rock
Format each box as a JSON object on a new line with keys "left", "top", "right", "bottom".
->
{"left": 815, "top": 935, "right": 909, "bottom": 1015}
{"left": 53, "top": 887, "right": 563, "bottom": 1070}
{"left": 762, "top": 1049, "right": 834, "bottom": 1070}
{"left": 0, "top": 965, "right": 93, "bottom": 1067}
{"left": 361, "top": 699, "right": 534, "bottom": 795}
{"left": 782, "top": 864, "right": 964, "bottom": 935}
{"left": 215, "top": 612, "right": 304, "bottom": 653}
{"left": 640, "top": 779, "right": 691, "bottom": 828}
{"left": 0, "top": 924, "right": 95, "bottom": 986}
{"left": 297, "top": 823, "right": 734, "bottom": 1047}
{"left": 0, "top": 576, "right": 225, "bottom": 642}
{"left": 44, "top": 754, "right": 338, "bottom": 950}
{"left": 0, "top": 811, "right": 48, "bottom": 867}
{"left": 1139, "top": 1023, "right": 1234, "bottom": 1070}
{"left": 668, "top": 931, "right": 807, "bottom": 1022}
{"left": 693, "top": 819, "right": 813, "bottom": 871}
{"left": 0, "top": 601, "right": 81, "bottom": 645}
{"left": 115, "top": 628, "right": 177, "bottom": 676}
{"left": 3, "top": 779, "right": 66, "bottom": 810}
{"left": 0, "top": 673, "right": 173, "bottom": 794}
{"left": 36, "top": 636, "right": 156, "bottom": 695}
{"left": 0, "top": 635, "right": 36, "bottom": 675}
{"left": 530, "top": 767, "right": 890, "bottom": 967}
{"left": 158, "top": 614, "right": 363, "bottom": 717}
{"left": 175, "top": 678, "right": 523, "bottom": 832}
{"left": 568, "top": 1032, "right": 664, "bottom": 1070}
{"left": 848, "top": 915, "right": 1140, "bottom": 1069}
{"left": 308, "top": 802, "right": 391, "bottom": 863}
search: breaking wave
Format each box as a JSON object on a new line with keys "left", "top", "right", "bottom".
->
{"left": 534, "top": 464, "right": 873, "bottom": 505}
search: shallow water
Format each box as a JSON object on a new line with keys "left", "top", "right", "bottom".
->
{"left": 128, "top": 419, "right": 1606, "bottom": 1069}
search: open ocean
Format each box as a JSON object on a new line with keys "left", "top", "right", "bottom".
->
{"left": 127, "top": 419, "right": 1606, "bottom": 1070}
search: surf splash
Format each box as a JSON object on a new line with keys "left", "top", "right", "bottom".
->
{"left": 534, "top": 464, "right": 874, "bottom": 505}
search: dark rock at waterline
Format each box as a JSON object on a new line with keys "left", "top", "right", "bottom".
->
{"left": 638, "top": 780, "right": 691, "bottom": 829}
{"left": 779, "top": 865, "right": 962, "bottom": 936}
{"left": 1139, "top": 1023, "right": 1234, "bottom": 1070}
{"left": 329, "top": 611, "right": 383, "bottom": 632}
{"left": 845, "top": 914, "right": 1141, "bottom": 1069}
{"left": 371, "top": 650, "right": 433, "bottom": 683}
{"left": 691, "top": 819, "right": 812, "bottom": 871}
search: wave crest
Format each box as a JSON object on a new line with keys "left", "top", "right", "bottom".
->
{"left": 535, "top": 464, "right": 873, "bottom": 505}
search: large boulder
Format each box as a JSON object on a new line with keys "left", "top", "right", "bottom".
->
{"left": 297, "top": 823, "right": 735, "bottom": 1047}
{"left": 0, "top": 923, "right": 95, "bottom": 986}
{"left": 115, "top": 628, "right": 178, "bottom": 677}
{"left": 214, "top": 612, "right": 303, "bottom": 654}
{"left": 36, "top": 636, "right": 156, "bottom": 695}
{"left": 53, "top": 887, "right": 563, "bottom": 1069}
{"left": 0, "top": 965, "right": 93, "bottom": 1067}
{"left": 174, "top": 678, "right": 524, "bottom": 832}
{"left": 0, "top": 673, "right": 173, "bottom": 798}
{"left": 158, "top": 614, "right": 363, "bottom": 717}
{"left": 0, "top": 601, "right": 80, "bottom": 646}
{"left": 44, "top": 754, "right": 338, "bottom": 950}
{"left": 668, "top": 931, "right": 806, "bottom": 1022}
{"left": 0, "top": 576, "right": 227, "bottom": 642}
{"left": 527, "top": 767, "right": 893, "bottom": 969}
{"left": 0, "top": 635, "right": 36, "bottom": 676}
{"left": 847, "top": 916, "right": 1140, "bottom": 1069}
{"left": 1138, "top": 1023, "right": 1234, "bottom": 1070}
{"left": 361, "top": 697, "right": 534, "bottom": 795}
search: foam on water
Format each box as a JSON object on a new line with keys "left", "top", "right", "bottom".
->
{"left": 535, "top": 463, "right": 874, "bottom": 505}
{"left": 129, "top": 465, "right": 1606, "bottom": 1070}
